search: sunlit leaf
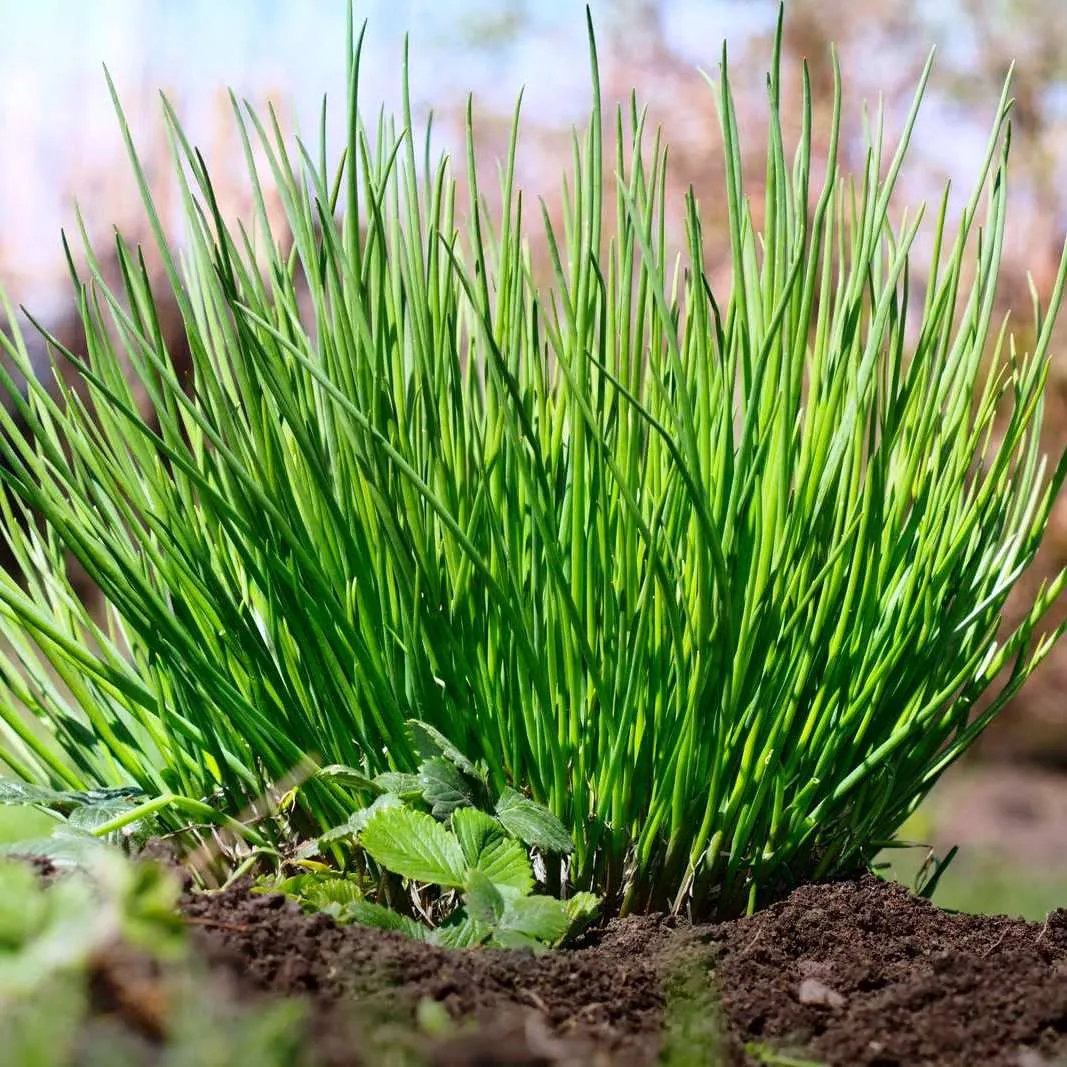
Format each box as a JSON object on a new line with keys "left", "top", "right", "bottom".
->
{"left": 358, "top": 806, "right": 467, "bottom": 887}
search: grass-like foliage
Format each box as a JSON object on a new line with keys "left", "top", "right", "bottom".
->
{"left": 0, "top": 10, "right": 1065, "bottom": 920}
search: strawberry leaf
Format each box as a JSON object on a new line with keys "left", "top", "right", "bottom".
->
{"left": 464, "top": 868, "right": 505, "bottom": 926}
{"left": 498, "top": 894, "right": 571, "bottom": 945}
{"left": 419, "top": 757, "right": 478, "bottom": 819}
{"left": 406, "top": 720, "right": 482, "bottom": 779}
{"left": 495, "top": 787, "right": 574, "bottom": 854}
{"left": 359, "top": 806, "right": 467, "bottom": 887}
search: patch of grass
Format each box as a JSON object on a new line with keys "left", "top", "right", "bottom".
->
{"left": 0, "top": 4, "right": 1063, "bottom": 924}
{"left": 880, "top": 843, "right": 1067, "bottom": 920}
{"left": 658, "top": 959, "right": 729, "bottom": 1067}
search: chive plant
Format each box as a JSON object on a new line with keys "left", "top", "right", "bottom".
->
{"left": 0, "top": 12, "right": 1064, "bottom": 919}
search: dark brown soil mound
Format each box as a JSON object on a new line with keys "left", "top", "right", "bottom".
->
{"left": 168, "top": 874, "right": 1067, "bottom": 1066}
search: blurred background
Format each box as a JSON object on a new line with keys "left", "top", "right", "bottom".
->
{"left": 3, "top": 0, "right": 1067, "bottom": 918}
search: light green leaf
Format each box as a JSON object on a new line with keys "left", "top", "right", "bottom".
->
{"left": 419, "top": 757, "right": 477, "bottom": 819}
{"left": 431, "top": 911, "right": 491, "bottom": 949}
{"left": 451, "top": 807, "right": 505, "bottom": 867}
{"left": 0, "top": 782, "right": 144, "bottom": 817}
{"left": 318, "top": 793, "right": 402, "bottom": 845}
{"left": 0, "top": 860, "right": 48, "bottom": 947}
{"left": 265, "top": 872, "right": 367, "bottom": 913}
{"left": 464, "top": 868, "right": 505, "bottom": 926}
{"left": 475, "top": 836, "right": 534, "bottom": 895}
{"left": 0, "top": 804, "right": 64, "bottom": 845}
{"left": 451, "top": 808, "right": 533, "bottom": 893}
{"left": 498, "top": 894, "right": 571, "bottom": 945}
{"left": 67, "top": 799, "right": 141, "bottom": 834}
{"left": 562, "top": 892, "right": 602, "bottom": 929}
{"left": 338, "top": 899, "right": 430, "bottom": 941}
{"left": 371, "top": 772, "right": 424, "bottom": 800}
{"left": 0, "top": 781, "right": 71, "bottom": 807}
{"left": 113, "top": 861, "right": 185, "bottom": 960}
{"left": 491, "top": 928, "right": 544, "bottom": 951}
{"left": 0, "top": 830, "right": 106, "bottom": 867}
{"left": 495, "top": 787, "right": 574, "bottom": 854}
{"left": 359, "top": 806, "right": 467, "bottom": 887}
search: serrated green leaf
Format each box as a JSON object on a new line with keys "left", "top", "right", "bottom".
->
{"left": 0, "top": 829, "right": 105, "bottom": 867}
{"left": 0, "top": 780, "right": 75, "bottom": 810}
{"left": 338, "top": 899, "right": 430, "bottom": 941}
{"left": 372, "top": 772, "right": 424, "bottom": 800}
{"left": 475, "top": 836, "right": 534, "bottom": 895}
{"left": 318, "top": 794, "right": 402, "bottom": 845}
{"left": 0, "top": 781, "right": 143, "bottom": 816}
{"left": 431, "top": 910, "right": 490, "bottom": 949}
{"left": 451, "top": 807, "right": 505, "bottom": 868}
{"left": 464, "top": 868, "right": 505, "bottom": 926}
{"left": 494, "top": 787, "right": 574, "bottom": 854}
{"left": 359, "top": 806, "right": 467, "bottom": 887}
{"left": 406, "top": 720, "right": 481, "bottom": 778}
{"left": 562, "top": 892, "right": 601, "bottom": 929}
{"left": 265, "top": 872, "right": 367, "bottom": 913}
{"left": 450, "top": 808, "right": 533, "bottom": 893}
{"left": 67, "top": 799, "right": 140, "bottom": 834}
{"left": 419, "top": 757, "right": 478, "bottom": 819}
{"left": 498, "top": 894, "right": 571, "bottom": 945}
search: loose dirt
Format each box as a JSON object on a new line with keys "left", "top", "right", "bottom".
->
{"left": 154, "top": 873, "right": 1067, "bottom": 1066}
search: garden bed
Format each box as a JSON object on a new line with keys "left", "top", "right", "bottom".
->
{"left": 138, "top": 873, "right": 1067, "bottom": 1066}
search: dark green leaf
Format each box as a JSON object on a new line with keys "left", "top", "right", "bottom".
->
{"left": 419, "top": 757, "right": 477, "bottom": 819}
{"left": 494, "top": 787, "right": 574, "bottom": 854}
{"left": 406, "top": 720, "right": 480, "bottom": 778}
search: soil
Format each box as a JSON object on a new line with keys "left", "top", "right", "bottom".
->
{"left": 85, "top": 872, "right": 1067, "bottom": 1067}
